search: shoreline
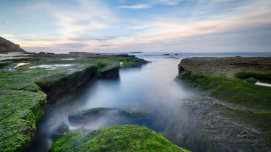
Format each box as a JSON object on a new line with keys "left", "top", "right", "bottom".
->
{"left": 0, "top": 53, "right": 147, "bottom": 151}
{"left": 178, "top": 57, "right": 271, "bottom": 150}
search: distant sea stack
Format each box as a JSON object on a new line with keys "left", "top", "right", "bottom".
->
{"left": 0, "top": 37, "right": 27, "bottom": 54}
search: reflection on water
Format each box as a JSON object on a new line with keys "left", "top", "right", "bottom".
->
{"left": 26, "top": 57, "right": 207, "bottom": 152}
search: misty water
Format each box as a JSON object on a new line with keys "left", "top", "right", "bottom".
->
{"left": 26, "top": 57, "right": 210, "bottom": 152}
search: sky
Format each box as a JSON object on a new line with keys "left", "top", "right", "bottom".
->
{"left": 0, "top": 0, "right": 271, "bottom": 53}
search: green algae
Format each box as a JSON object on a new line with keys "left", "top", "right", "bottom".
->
{"left": 235, "top": 69, "right": 271, "bottom": 83}
{"left": 179, "top": 70, "right": 271, "bottom": 110}
{"left": 36, "top": 65, "right": 97, "bottom": 93}
{"left": 179, "top": 68, "right": 271, "bottom": 141}
{"left": 0, "top": 90, "right": 47, "bottom": 152}
{"left": 49, "top": 125, "right": 190, "bottom": 152}
{"left": 94, "top": 56, "right": 147, "bottom": 68}
{"left": 0, "top": 55, "right": 147, "bottom": 151}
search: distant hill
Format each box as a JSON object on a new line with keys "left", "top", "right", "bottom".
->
{"left": 0, "top": 37, "right": 27, "bottom": 54}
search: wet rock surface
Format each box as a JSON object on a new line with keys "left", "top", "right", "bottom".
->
{"left": 182, "top": 95, "right": 271, "bottom": 152}
{"left": 178, "top": 57, "right": 271, "bottom": 151}
{"left": 51, "top": 123, "right": 70, "bottom": 141}
{"left": 68, "top": 107, "right": 149, "bottom": 126}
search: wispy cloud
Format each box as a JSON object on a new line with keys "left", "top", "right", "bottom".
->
{"left": 8, "top": 0, "right": 119, "bottom": 51}
{"left": 152, "top": 0, "right": 183, "bottom": 5}
{"left": 104, "top": 6, "right": 271, "bottom": 51}
{"left": 119, "top": 4, "right": 150, "bottom": 9}
{"left": 1, "top": 0, "right": 270, "bottom": 52}
{"left": 118, "top": 0, "right": 182, "bottom": 9}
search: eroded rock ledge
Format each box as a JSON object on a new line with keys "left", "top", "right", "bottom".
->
{"left": 0, "top": 53, "right": 146, "bottom": 152}
{"left": 178, "top": 57, "right": 271, "bottom": 109}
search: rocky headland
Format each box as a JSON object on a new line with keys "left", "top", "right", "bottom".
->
{"left": 0, "top": 37, "right": 27, "bottom": 54}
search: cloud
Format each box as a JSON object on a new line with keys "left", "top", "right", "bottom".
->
{"left": 11, "top": 0, "right": 118, "bottom": 51}
{"left": 2, "top": 0, "right": 271, "bottom": 53}
{"left": 118, "top": 0, "right": 182, "bottom": 9}
{"left": 103, "top": 8, "right": 271, "bottom": 52}
{"left": 119, "top": 4, "right": 151, "bottom": 9}
{"left": 152, "top": 0, "right": 183, "bottom": 5}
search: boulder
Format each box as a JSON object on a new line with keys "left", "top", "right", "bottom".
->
{"left": 68, "top": 107, "right": 148, "bottom": 125}
{"left": 49, "top": 125, "right": 191, "bottom": 152}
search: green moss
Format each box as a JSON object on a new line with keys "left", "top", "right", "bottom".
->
{"left": 89, "top": 56, "right": 146, "bottom": 72}
{"left": 0, "top": 90, "right": 47, "bottom": 152}
{"left": 179, "top": 69, "right": 271, "bottom": 140}
{"left": 0, "top": 55, "right": 147, "bottom": 151}
{"left": 96, "top": 61, "right": 108, "bottom": 72}
{"left": 235, "top": 69, "right": 271, "bottom": 83}
{"left": 102, "top": 56, "right": 147, "bottom": 68}
{"left": 36, "top": 65, "right": 97, "bottom": 92}
{"left": 179, "top": 70, "right": 271, "bottom": 110}
{"left": 97, "top": 61, "right": 107, "bottom": 68}
{"left": 49, "top": 125, "right": 190, "bottom": 152}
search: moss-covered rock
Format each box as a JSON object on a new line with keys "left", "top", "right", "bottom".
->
{"left": 68, "top": 107, "right": 116, "bottom": 123}
{"left": 68, "top": 107, "right": 148, "bottom": 124}
{"left": 178, "top": 57, "right": 271, "bottom": 110}
{"left": 51, "top": 123, "right": 70, "bottom": 141}
{"left": 0, "top": 90, "right": 47, "bottom": 152}
{"left": 179, "top": 70, "right": 271, "bottom": 110}
{"left": 100, "top": 56, "right": 148, "bottom": 68}
{"left": 99, "top": 62, "right": 120, "bottom": 78}
{"left": 178, "top": 57, "right": 271, "bottom": 141}
{"left": 49, "top": 125, "right": 190, "bottom": 152}
{"left": 0, "top": 53, "right": 147, "bottom": 151}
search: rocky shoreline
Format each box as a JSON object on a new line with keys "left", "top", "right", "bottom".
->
{"left": 0, "top": 37, "right": 189, "bottom": 152}
{"left": 178, "top": 57, "right": 271, "bottom": 151}
{"left": 0, "top": 46, "right": 148, "bottom": 151}
{"left": 178, "top": 57, "right": 271, "bottom": 109}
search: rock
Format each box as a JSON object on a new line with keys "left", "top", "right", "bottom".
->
{"left": 68, "top": 107, "right": 116, "bottom": 123}
{"left": 99, "top": 62, "right": 120, "bottom": 78}
{"left": 51, "top": 123, "right": 70, "bottom": 141}
{"left": 178, "top": 66, "right": 185, "bottom": 74}
{"left": 68, "top": 107, "right": 149, "bottom": 125}
{"left": 49, "top": 125, "right": 191, "bottom": 152}
{"left": 0, "top": 46, "right": 147, "bottom": 151}
{"left": 245, "top": 77, "right": 257, "bottom": 83}
{"left": 117, "top": 54, "right": 129, "bottom": 57}
{"left": 0, "top": 37, "right": 27, "bottom": 54}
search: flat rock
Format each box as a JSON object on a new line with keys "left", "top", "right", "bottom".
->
{"left": 68, "top": 107, "right": 149, "bottom": 125}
